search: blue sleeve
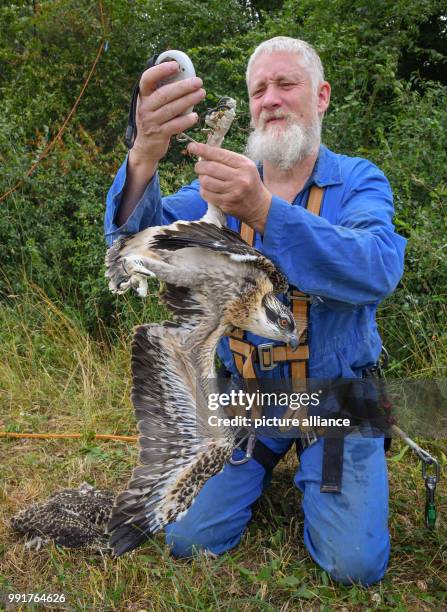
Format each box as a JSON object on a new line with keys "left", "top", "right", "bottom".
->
{"left": 104, "top": 156, "right": 208, "bottom": 246}
{"left": 262, "top": 160, "right": 407, "bottom": 306}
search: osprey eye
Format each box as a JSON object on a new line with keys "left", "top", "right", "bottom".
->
{"left": 279, "top": 317, "right": 289, "bottom": 329}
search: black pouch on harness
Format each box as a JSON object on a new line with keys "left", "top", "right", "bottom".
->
{"left": 306, "top": 372, "right": 394, "bottom": 494}
{"left": 330, "top": 374, "right": 393, "bottom": 440}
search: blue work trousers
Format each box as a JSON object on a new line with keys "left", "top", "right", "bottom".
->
{"left": 165, "top": 434, "right": 390, "bottom": 586}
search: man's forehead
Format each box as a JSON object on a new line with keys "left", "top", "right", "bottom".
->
{"left": 248, "top": 51, "right": 310, "bottom": 86}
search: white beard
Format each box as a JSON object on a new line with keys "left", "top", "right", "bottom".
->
{"left": 245, "top": 111, "right": 321, "bottom": 171}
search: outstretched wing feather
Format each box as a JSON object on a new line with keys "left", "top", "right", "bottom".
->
{"left": 105, "top": 220, "right": 288, "bottom": 295}
{"left": 107, "top": 324, "right": 234, "bottom": 556}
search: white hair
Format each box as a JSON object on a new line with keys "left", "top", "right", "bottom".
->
{"left": 246, "top": 36, "right": 325, "bottom": 91}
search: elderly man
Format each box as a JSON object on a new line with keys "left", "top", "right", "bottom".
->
{"left": 105, "top": 37, "right": 406, "bottom": 585}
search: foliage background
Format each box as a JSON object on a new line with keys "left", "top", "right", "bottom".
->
{"left": 0, "top": 1, "right": 446, "bottom": 608}
{"left": 0, "top": 0, "right": 446, "bottom": 374}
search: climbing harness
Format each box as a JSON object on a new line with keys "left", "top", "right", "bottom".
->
{"left": 227, "top": 186, "right": 335, "bottom": 484}
{"left": 228, "top": 185, "right": 323, "bottom": 389}
{"left": 226, "top": 188, "right": 441, "bottom": 525}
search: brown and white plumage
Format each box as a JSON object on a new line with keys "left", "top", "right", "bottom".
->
{"left": 11, "top": 483, "right": 114, "bottom": 550}
{"left": 107, "top": 324, "right": 233, "bottom": 554}
{"left": 105, "top": 221, "right": 298, "bottom": 556}
{"left": 105, "top": 97, "right": 299, "bottom": 556}
{"left": 105, "top": 97, "right": 237, "bottom": 299}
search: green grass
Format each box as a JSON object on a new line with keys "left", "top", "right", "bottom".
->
{"left": 0, "top": 285, "right": 446, "bottom": 610}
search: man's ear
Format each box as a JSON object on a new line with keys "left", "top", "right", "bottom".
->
{"left": 317, "top": 81, "right": 331, "bottom": 115}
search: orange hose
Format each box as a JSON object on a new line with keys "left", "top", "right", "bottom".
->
{"left": 0, "top": 432, "right": 137, "bottom": 442}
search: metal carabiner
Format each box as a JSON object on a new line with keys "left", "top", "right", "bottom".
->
{"left": 422, "top": 454, "right": 440, "bottom": 482}
{"left": 229, "top": 431, "right": 256, "bottom": 465}
{"left": 391, "top": 424, "right": 442, "bottom": 529}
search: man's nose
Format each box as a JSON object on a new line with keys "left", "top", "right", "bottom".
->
{"left": 261, "top": 85, "right": 282, "bottom": 110}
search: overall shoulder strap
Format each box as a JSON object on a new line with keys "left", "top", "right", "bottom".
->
{"left": 306, "top": 185, "right": 324, "bottom": 216}
{"left": 233, "top": 186, "right": 344, "bottom": 493}
{"left": 239, "top": 222, "right": 255, "bottom": 246}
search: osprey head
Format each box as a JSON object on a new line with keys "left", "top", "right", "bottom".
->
{"left": 225, "top": 277, "right": 299, "bottom": 348}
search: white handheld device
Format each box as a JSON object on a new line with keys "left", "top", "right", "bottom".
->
{"left": 155, "top": 50, "right": 197, "bottom": 114}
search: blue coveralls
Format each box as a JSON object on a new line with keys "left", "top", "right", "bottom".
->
{"left": 105, "top": 145, "right": 406, "bottom": 585}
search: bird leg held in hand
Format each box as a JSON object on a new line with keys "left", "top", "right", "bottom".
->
{"left": 199, "top": 97, "right": 237, "bottom": 225}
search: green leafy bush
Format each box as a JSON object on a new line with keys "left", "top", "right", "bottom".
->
{"left": 0, "top": 0, "right": 445, "bottom": 372}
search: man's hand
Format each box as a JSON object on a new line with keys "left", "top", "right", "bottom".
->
{"left": 188, "top": 142, "right": 272, "bottom": 233}
{"left": 118, "top": 62, "right": 205, "bottom": 226}
{"left": 131, "top": 61, "right": 206, "bottom": 165}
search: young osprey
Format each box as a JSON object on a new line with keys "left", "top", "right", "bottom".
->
{"left": 11, "top": 483, "right": 114, "bottom": 550}
{"left": 105, "top": 222, "right": 298, "bottom": 556}
{"left": 104, "top": 97, "right": 298, "bottom": 556}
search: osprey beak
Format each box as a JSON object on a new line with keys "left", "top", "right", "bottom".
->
{"left": 289, "top": 335, "right": 299, "bottom": 350}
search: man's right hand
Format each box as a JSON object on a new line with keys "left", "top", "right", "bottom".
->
{"left": 118, "top": 61, "right": 205, "bottom": 227}
{"left": 131, "top": 61, "right": 205, "bottom": 164}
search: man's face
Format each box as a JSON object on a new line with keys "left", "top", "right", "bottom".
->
{"left": 245, "top": 51, "right": 330, "bottom": 169}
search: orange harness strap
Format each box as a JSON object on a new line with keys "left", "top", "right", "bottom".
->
{"left": 228, "top": 185, "right": 324, "bottom": 385}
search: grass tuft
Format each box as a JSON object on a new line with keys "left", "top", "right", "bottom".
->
{"left": 1, "top": 284, "right": 446, "bottom": 609}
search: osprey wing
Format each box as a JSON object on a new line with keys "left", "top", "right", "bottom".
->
{"left": 107, "top": 324, "right": 234, "bottom": 557}
{"left": 154, "top": 222, "right": 288, "bottom": 292}
{"left": 106, "top": 220, "right": 288, "bottom": 297}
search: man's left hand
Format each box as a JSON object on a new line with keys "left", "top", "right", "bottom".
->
{"left": 188, "top": 142, "right": 271, "bottom": 233}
